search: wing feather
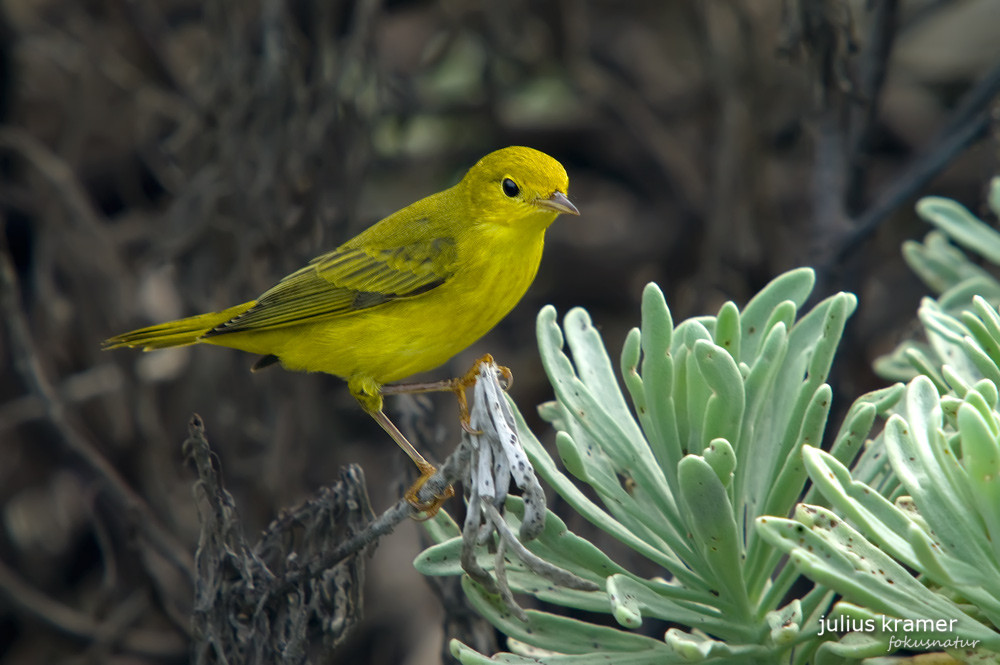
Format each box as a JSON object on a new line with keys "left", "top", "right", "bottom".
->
{"left": 205, "top": 237, "right": 457, "bottom": 335}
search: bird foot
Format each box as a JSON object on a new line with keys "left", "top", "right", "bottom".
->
{"left": 405, "top": 462, "right": 455, "bottom": 520}
{"left": 454, "top": 354, "right": 513, "bottom": 434}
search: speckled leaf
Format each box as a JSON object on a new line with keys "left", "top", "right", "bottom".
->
{"left": 693, "top": 339, "right": 744, "bottom": 453}
{"left": 764, "top": 384, "right": 832, "bottom": 519}
{"left": 714, "top": 301, "right": 742, "bottom": 365}
{"left": 516, "top": 394, "right": 697, "bottom": 582}
{"left": 957, "top": 404, "right": 1000, "bottom": 563}
{"left": 452, "top": 639, "right": 538, "bottom": 664}
{"left": 601, "top": 573, "right": 745, "bottom": 638}
{"left": 757, "top": 506, "right": 1000, "bottom": 649}
{"left": 801, "top": 445, "right": 922, "bottom": 570}
{"left": 461, "top": 576, "right": 677, "bottom": 657}
{"left": 885, "top": 378, "right": 993, "bottom": 565}
{"left": 551, "top": 407, "right": 685, "bottom": 559}
{"left": 536, "top": 306, "right": 677, "bottom": 522}
{"left": 638, "top": 284, "right": 683, "bottom": 485}
{"left": 677, "top": 455, "right": 750, "bottom": 616}
{"left": 739, "top": 267, "right": 815, "bottom": 362}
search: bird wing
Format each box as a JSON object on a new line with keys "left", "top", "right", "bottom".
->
{"left": 204, "top": 236, "right": 458, "bottom": 335}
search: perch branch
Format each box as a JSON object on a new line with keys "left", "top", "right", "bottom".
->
{"left": 273, "top": 435, "right": 471, "bottom": 596}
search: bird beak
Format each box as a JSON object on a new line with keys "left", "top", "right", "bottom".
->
{"left": 534, "top": 191, "right": 580, "bottom": 216}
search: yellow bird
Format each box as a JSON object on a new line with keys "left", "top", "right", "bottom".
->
{"left": 105, "top": 146, "right": 578, "bottom": 512}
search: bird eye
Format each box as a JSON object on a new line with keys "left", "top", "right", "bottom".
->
{"left": 501, "top": 178, "right": 520, "bottom": 198}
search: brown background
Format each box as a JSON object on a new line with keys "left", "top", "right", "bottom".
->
{"left": 1, "top": 0, "right": 999, "bottom": 663}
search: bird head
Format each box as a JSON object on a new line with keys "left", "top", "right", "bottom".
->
{"left": 463, "top": 146, "right": 579, "bottom": 230}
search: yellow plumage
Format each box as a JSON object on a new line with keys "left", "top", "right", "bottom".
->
{"left": 105, "top": 146, "right": 578, "bottom": 417}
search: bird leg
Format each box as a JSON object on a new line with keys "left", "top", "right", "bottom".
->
{"left": 349, "top": 355, "right": 512, "bottom": 518}
{"left": 379, "top": 354, "right": 513, "bottom": 434}
{"left": 368, "top": 409, "right": 454, "bottom": 518}
{"left": 349, "top": 374, "right": 454, "bottom": 518}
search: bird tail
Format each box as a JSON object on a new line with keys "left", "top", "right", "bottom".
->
{"left": 103, "top": 301, "right": 256, "bottom": 350}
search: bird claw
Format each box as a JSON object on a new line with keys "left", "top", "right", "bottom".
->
{"left": 405, "top": 465, "right": 455, "bottom": 520}
{"left": 461, "top": 419, "right": 483, "bottom": 436}
{"left": 372, "top": 354, "right": 513, "bottom": 511}
{"left": 455, "top": 354, "right": 512, "bottom": 434}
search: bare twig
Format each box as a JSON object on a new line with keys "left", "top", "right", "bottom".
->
{"left": 832, "top": 108, "right": 992, "bottom": 266}
{"left": 186, "top": 413, "right": 389, "bottom": 663}
{"left": 938, "top": 60, "right": 1000, "bottom": 141}
{"left": 0, "top": 558, "right": 186, "bottom": 660}
{"left": 274, "top": 434, "right": 472, "bottom": 595}
{"left": 569, "top": 49, "right": 707, "bottom": 214}
{"left": 116, "top": 0, "right": 189, "bottom": 97}
{"left": 844, "top": 0, "right": 899, "bottom": 215}
{"left": 813, "top": 108, "right": 848, "bottom": 247}
{"left": 0, "top": 128, "right": 124, "bottom": 274}
{"left": 0, "top": 238, "right": 195, "bottom": 583}
{"left": 336, "top": 0, "right": 383, "bottom": 94}
{"left": 0, "top": 364, "right": 124, "bottom": 432}
{"left": 186, "top": 362, "right": 594, "bottom": 662}
{"left": 700, "top": 2, "right": 763, "bottom": 286}
{"left": 815, "top": 59, "right": 1000, "bottom": 286}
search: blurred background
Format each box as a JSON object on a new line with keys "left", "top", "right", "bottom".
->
{"left": 1, "top": 0, "right": 999, "bottom": 663}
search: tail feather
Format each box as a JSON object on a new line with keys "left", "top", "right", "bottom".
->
{"left": 103, "top": 302, "right": 256, "bottom": 350}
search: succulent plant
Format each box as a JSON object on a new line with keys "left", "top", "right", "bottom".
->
{"left": 416, "top": 180, "right": 1000, "bottom": 664}
{"left": 761, "top": 180, "right": 1000, "bottom": 663}
{"left": 876, "top": 177, "right": 1000, "bottom": 385}
{"left": 419, "top": 267, "right": 896, "bottom": 663}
